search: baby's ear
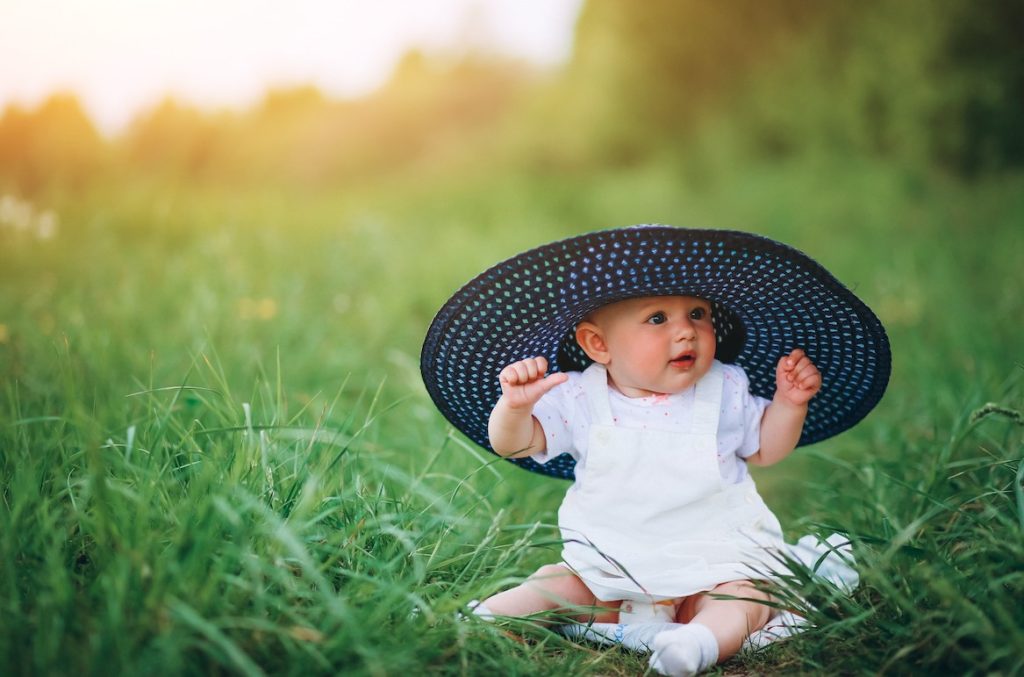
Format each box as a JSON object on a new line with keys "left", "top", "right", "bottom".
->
{"left": 575, "top": 321, "right": 610, "bottom": 364}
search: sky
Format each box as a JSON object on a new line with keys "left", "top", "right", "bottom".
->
{"left": 0, "top": 0, "right": 584, "bottom": 135}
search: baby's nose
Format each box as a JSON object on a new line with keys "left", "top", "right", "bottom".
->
{"left": 675, "top": 319, "right": 697, "bottom": 338}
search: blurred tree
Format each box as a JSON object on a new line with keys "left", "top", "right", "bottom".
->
{"left": 259, "top": 86, "right": 328, "bottom": 118}
{"left": 548, "top": 0, "right": 829, "bottom": 166}
{"left": 224, "top": 86, "right": 340, "bottom": 184}
{"left": 351, "top": 51, "right": 535, "bottom": 172}
{"left": 737, "top": 0, "right": 1024, "bottom": 176}
{"left": 932, "top": 0, "right": 1024, "bottom": 174}
{"left": 0, "top": 93, "right": 105, "bottom": 193}
{"left": 112, "top": 52, "right": 535, "bottom": 186}
{"left": 10, "top": 1, "right": 1021, "bottom": 190}
{"left": 121, "top": 98, "right": 229, "bottom": 179}
{"left": 552, "top": 0, "right": 1024, "bottom": 175}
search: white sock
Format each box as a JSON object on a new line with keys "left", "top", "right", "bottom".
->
{"left": 467, "top": 600, "right": 495, "bottom": 621}
{"left": 648, "top": 623, "right": 720, "bottom": 676}
{"left": 559, "top": 621, "right": 683, "bottom": 652}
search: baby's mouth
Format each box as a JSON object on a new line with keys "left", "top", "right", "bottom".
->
{"left": 669, "top": 352, "right": 696, "bottom": 368}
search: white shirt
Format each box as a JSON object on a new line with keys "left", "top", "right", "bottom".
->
{"left": 530, "top": 361, "right": 770, "bottom": 485}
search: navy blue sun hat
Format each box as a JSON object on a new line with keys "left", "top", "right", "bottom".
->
{"left": 421, "top": 225, "right": 891, "bottom": 479}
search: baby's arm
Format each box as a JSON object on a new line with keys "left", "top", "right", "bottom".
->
{"left": 747, "top": 348, "right": 821, "bottom": 466}
{"left": 488, "top": 356, "right": 568, "bottom": 458}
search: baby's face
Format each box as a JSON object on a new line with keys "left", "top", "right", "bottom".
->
{"left": 582, "top": 295, "right": 716, "bottom": 398}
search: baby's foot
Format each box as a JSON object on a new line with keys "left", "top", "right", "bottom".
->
{"left": 648, "top": 624, "right": 719, "bottom": 676}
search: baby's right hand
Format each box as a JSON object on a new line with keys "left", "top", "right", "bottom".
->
{"left": 498, "top": 357, "right": 568, "bottom": 410}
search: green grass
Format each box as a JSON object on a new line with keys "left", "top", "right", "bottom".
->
{"left": 1, "top": 161, "right": 1023, "bottom": 675}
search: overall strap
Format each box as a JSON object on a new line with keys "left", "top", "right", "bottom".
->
{"left": 690, "top": 361, "right": 724, "bottom": 436}
{"left": 581, "top": 363, "right": 615, "bottom": 425}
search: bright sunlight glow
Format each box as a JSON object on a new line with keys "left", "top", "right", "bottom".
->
{"left": 0, "top": 0, "right": 583, "bottom": 134}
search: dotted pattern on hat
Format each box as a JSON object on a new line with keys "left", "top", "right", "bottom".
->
{"left": 421, "top": 225, "right": 891, "bottom": 480}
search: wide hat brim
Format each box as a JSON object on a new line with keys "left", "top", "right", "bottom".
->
{"left": 421, "top": 225, "right": 891, "bottom": 479}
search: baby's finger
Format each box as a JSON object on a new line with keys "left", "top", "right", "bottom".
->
{"left": 775, "top": 355, "right": 793, "bottom": 386}
{"left": 535, "top": 371, "right": 569, "bottom": 395}
{"left": 779, "top": 349, "right": 800, "bottom": 370}
{"left": 786, "top": 348, "right": 807, "bottom": 368}
{"left": 795, "top": 368, "right": 822, "bottom": 390}
{"left": 500, "top": 357, "right": 549, "bottom": 386}
{"left": 499, "top": 362, "right": 528, "bottom": 385}
{"left": 524, "top": 357, "right": 544, "bottom": 382}
{"left": 787, "top": 350, "right": 815, "bottom": 380}
{"left": 793, "top": 359, "right": 818, "bottom": 378}
{"left": 791, "top": 356, "right": 814, "bottom": 376}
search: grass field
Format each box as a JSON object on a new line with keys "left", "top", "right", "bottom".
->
{"left": 2, "top": 160, "right": 1023, "bottom": 675}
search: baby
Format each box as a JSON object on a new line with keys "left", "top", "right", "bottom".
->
{"left": 480, "top": 295, "right": 820, "bottom": 675}
{"left": 419, "top": 225, "right": 890, "bottom": 676}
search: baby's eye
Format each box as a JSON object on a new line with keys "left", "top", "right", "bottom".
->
{"left": 646, "top": 312, "right": 667, "bottom": 325}
{"left": 690, "top": 307, "right": 708, "bottom": 320}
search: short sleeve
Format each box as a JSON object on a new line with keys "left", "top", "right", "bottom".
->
{"left": 723, "top": 364, "right": 771, "bottom": 458}
{"left": 529, "top": 375, "right": 580, "bottom": 465}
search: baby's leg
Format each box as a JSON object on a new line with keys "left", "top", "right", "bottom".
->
{"left": 650, "top": 581, "right": 771, "bottom": 675}
{"left": 480, "top": 563, "right": 620, "bottom": 622}
{"left": 682, "top": 580, "right": 771, "bottom": 658}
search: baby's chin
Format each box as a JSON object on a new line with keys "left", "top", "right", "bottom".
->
{"left": 610, "top": 368, "right": 714, "bottom": 398}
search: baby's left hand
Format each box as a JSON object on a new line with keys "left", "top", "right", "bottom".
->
{"left": 774, "top": 348, "right": 822, "bottom": 406}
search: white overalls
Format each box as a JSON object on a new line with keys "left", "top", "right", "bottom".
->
{"left": 558, "top": 362, "right": 788, "bottom": 619}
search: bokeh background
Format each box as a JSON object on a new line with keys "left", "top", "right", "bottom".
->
{"left": 2, "top": 1, "right": 1022, "bottom": 674}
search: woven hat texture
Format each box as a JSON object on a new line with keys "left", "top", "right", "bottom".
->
{"left": 421, "top": 225, "right": 890, "bottom": 479}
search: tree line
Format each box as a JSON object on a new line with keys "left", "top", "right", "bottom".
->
{"left": 2, "top": 0, "right": 1021, "bottom": 194}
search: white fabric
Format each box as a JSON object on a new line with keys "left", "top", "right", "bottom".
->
{"left": 553, "top": 363, "right": 788, "bottom": 602}
{"left": 741, "top": 533, "right": 859, "bottom": 650}
{"left": 556, "top": 532, "right": 860, "bottom": 655}
{"left": 649, "top": 622, "right": 720, "bottom": 676}
{"left": 559, "top": 621, "right": 683, "bottom": 653}
{"left": 531, "top": 360, "right": 769, "bottom": 485}
{"left": 467, "top": 600, "right": 494, "bottom": 621}
{"left": 533, "top": 362, "right": 861, "bottom": 659}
